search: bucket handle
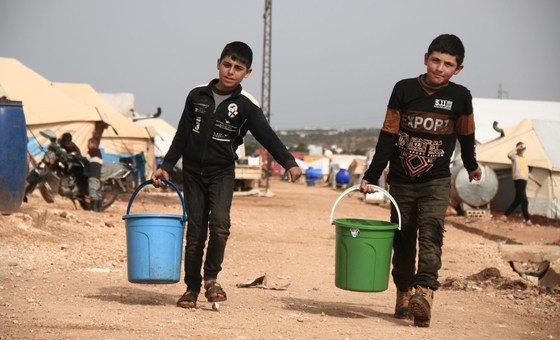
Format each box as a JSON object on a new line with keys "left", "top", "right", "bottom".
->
{"left": 330, "top": 185, "right": 401, "bottom": 230}
{"left": 125, "top": 179, "right": 187, "bottom": 223}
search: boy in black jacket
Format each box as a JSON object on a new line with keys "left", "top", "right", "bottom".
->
{"left": 361, "top": 34, "right": 481, "bottom": 327}
{"left": 152, "top": 41, "right": 302, "bottom": 308}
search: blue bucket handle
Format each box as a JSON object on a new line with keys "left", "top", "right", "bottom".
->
{"left": 125, "top": 179, "right": 187, "bottom": 223}
{"left": 330, "top": 184, "right": 401, "bottom": 230}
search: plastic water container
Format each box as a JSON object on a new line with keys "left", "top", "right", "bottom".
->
{"left": 335, "top": 169, "right": 351, "bottom": 185}
{"left": 0, "top": 100, "right": 27, "bottom": 213}
{"left": 123, "top": 179, "right": 187, "bottom": 283}
{"left": 305, "top": 167, "right": 322, "bottom": 180}
{"left": 330, "top": 185, "right": 401, "bottom": 292}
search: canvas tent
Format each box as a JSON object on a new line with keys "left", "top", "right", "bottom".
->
{"left": 475, "top": 119, "right": 560, "bottom": 219}
{"left": 136, "top": 118, "right": 176, "bottom": 158}
{"left": 0, "top": 57, "right": 104, "bottom": 153}
{"left": 99, "top": 92, "right": 136, "bottom": 118}
{"left": 101, "top": 91, "right": 176, "bottom": 170}
{"left": 53, "top": 83, "right": 155, "bottom": 174}
{"left": 473, "top": 98, "right": 560, "bottom": 143}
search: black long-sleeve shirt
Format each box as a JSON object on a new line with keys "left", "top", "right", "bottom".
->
{"left": 363, "top": 75, "right": 478, "bottom": 185}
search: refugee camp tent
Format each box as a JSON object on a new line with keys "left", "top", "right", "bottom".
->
{"left": 53, "top": 83, "right": 155, "bottom": 173}
{"left": 136, "top": 118, "right": 176, "bottom": 158}
{"left": 476, "top": 119, "right": 560, "bottom": 219}
{"left": 99, "top": 92, "right": 136, "bottom": 118}
{"left": 0, "top": 57, "right": 104, "bottom": 152}
{"left": 473, "top": 98, "right": 560, "bottom": 143}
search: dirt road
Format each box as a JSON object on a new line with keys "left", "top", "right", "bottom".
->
{"left": 1, "top": 179, "right": 559, "bottom": 339}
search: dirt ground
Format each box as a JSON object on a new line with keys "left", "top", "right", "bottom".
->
{"left": 1, "top": 178, "right": 559, "bottom": 339}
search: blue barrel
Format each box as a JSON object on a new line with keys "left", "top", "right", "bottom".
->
{"left": 123, "top": 179, "right": 187, "bottom": 283}
{"left": 0, "top": 100, "right": 27, "bottom": 213}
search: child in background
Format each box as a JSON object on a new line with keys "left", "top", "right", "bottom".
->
{"left": 85, "top": 137, "right": 103, "bottom": 212}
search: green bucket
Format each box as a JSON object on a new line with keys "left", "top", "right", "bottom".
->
{"left": 330, "top": 185, "right": 401, "bottom": 292}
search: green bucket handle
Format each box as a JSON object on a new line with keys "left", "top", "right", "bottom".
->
{"left": 125, "top": 179, "right": 187, "bottom": 223}
{"left": 330, "top": 184, "right": 401, "bottom": 230}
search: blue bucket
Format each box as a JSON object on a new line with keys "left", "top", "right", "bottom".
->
{"left": 123, "top": 179, "right": 187, "bottom": 283}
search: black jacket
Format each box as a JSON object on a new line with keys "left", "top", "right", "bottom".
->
{"left": 161, "top": 79, "right": 297, "bottom": 176}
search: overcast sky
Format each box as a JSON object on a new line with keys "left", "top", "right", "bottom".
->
{"left": 2, "top": 0, "right": 559, "bottom": 129}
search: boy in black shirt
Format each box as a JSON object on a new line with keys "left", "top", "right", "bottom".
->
{"left": 152, "top": 41, "right": 302, "bottom": 308}
{"left": 361, "top": 34, "right": 481, "bottom": 327}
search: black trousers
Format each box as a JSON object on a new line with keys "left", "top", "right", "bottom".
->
{"left": 389, "top": 177, "right": 451, "bottom": 291}
{"left": 182, "top": 167, "right": 235, "bottom": 293}
{"left": 505, "top": 179, "right": 530, "bottom": 221}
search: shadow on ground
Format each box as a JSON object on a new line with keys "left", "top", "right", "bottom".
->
{"left": 279, "top": 296, "right": 407, "bottom": 326}
{"left": 85, "top": 286, "right": 177, "bottom": 306}
{"left": 447, "top": 220, "right": 521, "bottom": 245}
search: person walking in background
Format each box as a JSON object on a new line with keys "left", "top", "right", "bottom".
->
{"left": 360, "top": 34, "right": 481, "bottom": 327}
{"left": 151, "top": 41, "right": 302, "bottom": 309}
{"left": 85, "top": 137, "right": 103, "bottom": 212}
{"left": 500, "top": 142, "right": 540, "bottom": 225}
{"left": 132, "top": 151, "right": 147, "bottom": 187}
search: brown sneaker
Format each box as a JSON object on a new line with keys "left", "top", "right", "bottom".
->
{"left": 409, "top": 285, "right": 433, "bottom": 327}
{"left": 394, "top": 287, "right": 414, "bottom": 319}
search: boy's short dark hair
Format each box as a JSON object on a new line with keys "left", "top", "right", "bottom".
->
{"left": 89, "top": 137, "right": 100, "bottom": 147}
{"left": 428, "top": 34, "right": 465, "bottom": 66}
{"left": 220, "top": 41, "right": 253, "bottom": 68}
{"left": 61, "top": 132, "right": 72, "bottom": 143}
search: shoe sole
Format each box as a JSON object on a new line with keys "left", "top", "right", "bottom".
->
{"left": 409, "top": 297, "right": 431, "bottom": 327}
{"left": 176, "top": 301, "right": 197, "bottom": 309}
{"left": 394, "top": 308, "right": 413, "bottom": 320}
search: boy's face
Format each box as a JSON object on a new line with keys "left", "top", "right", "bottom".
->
{"left": 216, "top": 56, "right": 252, "bottom": 92}
{"left": 424, "top": 51, "right": 463, "bottom": 86}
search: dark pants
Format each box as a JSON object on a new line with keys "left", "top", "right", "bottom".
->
{"left": 505, "top": 179, "right": 529, "bottom": 221}
{"left": 182, "top": 167, "right": 235, "bottom": 293}
{"left": 389, "top": 177, "right": 451, "bottom": 291}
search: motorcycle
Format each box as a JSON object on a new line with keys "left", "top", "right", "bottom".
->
{"left": 24, "top": 130, "right": 133, "bottom": 211}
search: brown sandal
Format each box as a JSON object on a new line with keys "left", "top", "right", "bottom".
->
{"left": 176, "top": 290, "right": 198, "bottom": 308}
{"left": 204, "top": 281, "right": 227, "bottom": 302}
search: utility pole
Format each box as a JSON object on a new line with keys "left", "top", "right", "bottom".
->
{"left": 497, "top": 83, "right": 509, "bottom": 99}
{"left": 261, "top": 0, "right": 273, "bottom": 192}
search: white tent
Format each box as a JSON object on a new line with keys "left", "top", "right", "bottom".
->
{"left": 137, "top": 118, "right": 176, "bottom": 158}
{"left": 53, "top": 83, "right": 155, "bottom": 173}
{"left": 101, "top": 91, "right": 176, "bottom": 165}
{"left": 473, "top": 98, "right": 560, "bottom": 143}
{"left": 0, "top": 57, "right": 104, "bottom": 152}
{"left": 476, "top": 119, "right": 560, "bottom": 219}
{"left": 99, "top": 92, "right": 136, "bottom": 118}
